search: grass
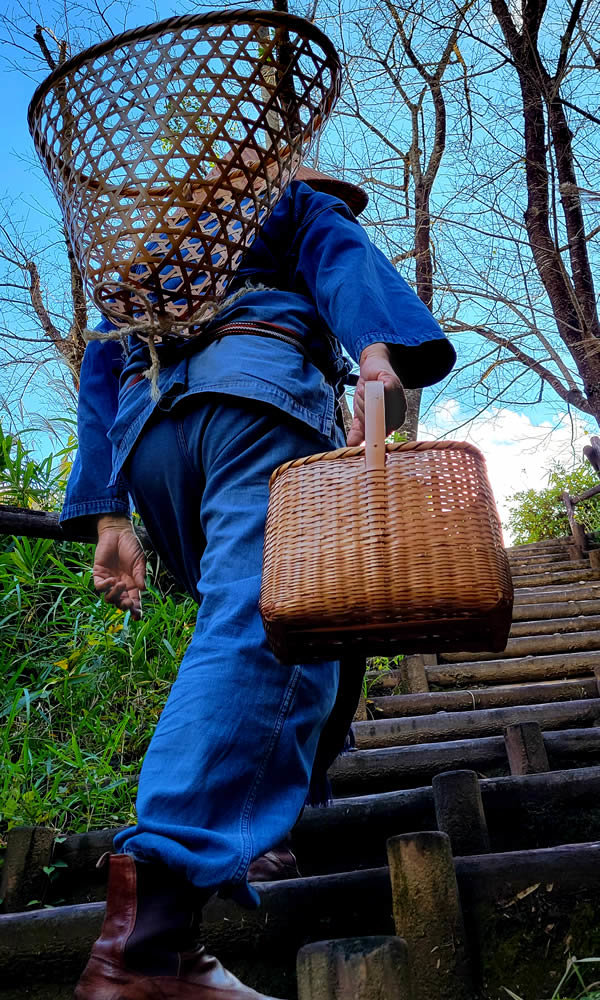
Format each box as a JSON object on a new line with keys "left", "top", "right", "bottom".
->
{"left": 503, "top": 956, "right": 600, "bottom": 999}
{"left": 0, "top": 426, "right": 197, "bottom": 840}
{"left": 0, "top": 531, "right": 197, "bottom": 835}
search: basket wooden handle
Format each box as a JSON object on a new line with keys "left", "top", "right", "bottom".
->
{"left": 365, "top": 380, "right": 386, "bottom": 471}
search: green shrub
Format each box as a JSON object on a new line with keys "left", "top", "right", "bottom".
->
{"left": 0, "top": 425, "right": 197, "bottom": 837}
{"left": 0, "top": 532, "right": 197, "bottom": 835}
{"left": 504, "top": 953, "right": 600, "bottom": 998}
{"left": 0, "top": 424, "right": 74, "bottom": 510}
{"left": 506, "top": 461, "right": 600, "bottom": 545}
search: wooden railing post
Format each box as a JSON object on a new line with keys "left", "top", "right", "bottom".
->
{"left": 0, "top": 826, "right": 56, "bottom": 913}
{"left": 432, "top": 770, "right": 491, "bottom": 855}
{"left": 297, "top": 937, "right": 412, "bottom": 999}
{"left": 353, "top": 691, "right": 369, "bottom": 721}
{"left": 399, "top": 654, "right": 435, "bottom": 693}
{"left": 561, "top": 491, "right": 587, "bottom": 559}
{"left": 387, "top": 832, "right": 474, "bottom": 1000}
{"left": 504, "top": 722, "right": 550, "bottom": 775}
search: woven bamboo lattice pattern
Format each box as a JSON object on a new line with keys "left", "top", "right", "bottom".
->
{"left": 28, "top": 10, "right": 341, "bottom": 336}
{"left": 260, "top": 389, "right": 513, "bottom": 663}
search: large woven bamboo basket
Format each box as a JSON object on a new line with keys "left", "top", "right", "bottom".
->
{"left": 260, "top": 382, "right": 513, "bottom": 663}
{"left": 27, "top": 10, "right": 341, "bottom": 337}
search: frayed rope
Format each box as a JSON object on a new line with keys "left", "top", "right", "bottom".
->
{"left": 83, "top": 281, "right": 277, "bottom": 401}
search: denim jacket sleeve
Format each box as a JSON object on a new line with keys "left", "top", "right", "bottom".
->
{"left": 290, "top": 185, "right": 456, "bottom": 387}
{"left": 60, "top": 335, "right": 131, "bottom": 530}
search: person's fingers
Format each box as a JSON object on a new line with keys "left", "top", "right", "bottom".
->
{"left": 383, "top": 383, "right": 407, "bottom": 432}
{"left": 348, "top": 376, "right": 407, "bottom": 445}
{"left": 133, "top": 561, "right": 147, "bottom": 590}
{"left": 349, "top": 381, "right": 365, "bottom": 442}
{"left": 353, "top": 381, "right": 365, "bottom": 413}
{"left": 129, "top": 590, "right": 142, "bottom": 620}
{"left": 94, "top": 575, "right": 116, "bottom": 592}
{"left": 103, "top": 581, "right": 127, "bottom": 605}
{"left": 346, "top": 414, "right": 364, "bottom": 446}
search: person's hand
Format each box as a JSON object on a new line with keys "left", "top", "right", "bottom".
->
{"left": 347, "top": 343, "right": 407, "bottom": 446}
{"left": 93, "top": 516, "right": 146, "bottom": 620}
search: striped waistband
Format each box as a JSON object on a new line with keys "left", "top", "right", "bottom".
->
{"left": 123, "top": 320, "right": 350, "bottom": 392}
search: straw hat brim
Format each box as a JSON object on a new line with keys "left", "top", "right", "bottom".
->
{"left": 296, "top": 166, "right": 368, "bottom": 216}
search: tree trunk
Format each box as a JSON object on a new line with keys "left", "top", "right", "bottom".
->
{"left": 491, "top": 0, "right": 600, "bottom": 424}
{"left": 401, "top": 387, "right": 422, "bottom": 440}
{"left": 398, "top": 181, "right": 433, "bottom": 439}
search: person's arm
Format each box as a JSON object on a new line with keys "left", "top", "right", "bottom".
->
{"left": 289, "top": 184, "right": 456, "bottom": 440}
{"left": 346, "top": 342, "right": 406, "bottom": 446}
{"left": 60, "top": 336, "right": 146, "bottom": 618}
{"left": 60, "top": 337, "right": 130, "bottom": 531}
{"left": 94, "top": 514, "right": 146, "bottom": 620}
{"left": 291, "top": 187, "right": 455, "bottom": 381}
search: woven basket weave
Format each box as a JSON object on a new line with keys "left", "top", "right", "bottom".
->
{"left": 260, "top": 382, "right": 513, "bottom": 663}
{"left": 28, "top": 10, "right": 341, "bottom": 336}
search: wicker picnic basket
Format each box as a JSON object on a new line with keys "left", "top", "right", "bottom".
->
{"left": 260, "top": 382, "right": 513, "bottom": 663}
{"left": 27, "top": 10, "right": 341, "bottom": 338}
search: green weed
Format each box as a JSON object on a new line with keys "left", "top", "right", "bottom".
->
{"left": 0, "top": 427, "right": 197, "bottom": 838}
{"left": 503, "top": 955, "right": 600, "bottom": 999}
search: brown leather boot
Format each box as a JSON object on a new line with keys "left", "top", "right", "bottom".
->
{"left": 74, "top": 854, "right": 284, "bottom": 999}
{"left": 247, "top": 842, "right": 300, "bottom": 883}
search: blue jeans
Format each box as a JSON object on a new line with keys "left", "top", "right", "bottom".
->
{"left": 113, "top": 394, "right": 340, "bottom": 907}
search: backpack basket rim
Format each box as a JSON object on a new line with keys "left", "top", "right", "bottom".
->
{"left": 27, "top": 8, "right": 341, "bottom": 131}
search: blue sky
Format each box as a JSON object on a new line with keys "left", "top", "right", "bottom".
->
{"left": 0, "top": 2, "right": 597, "bottom": 535}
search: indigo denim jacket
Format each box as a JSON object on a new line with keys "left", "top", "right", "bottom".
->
{"left": 61, "top": 180, "right": 456, "bottom": 528}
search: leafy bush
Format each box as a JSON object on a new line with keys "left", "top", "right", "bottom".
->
{"left": 0, "top": 531, "right": 197, "bottom": 835}
{"left": 504, "top": 953, "right": 600, "bottom": 999}
{"left": 0, "top": 425, "right": 74, "bottom": 510}
{"left": 506, "top": 461, "right": 600, "bottom": 545}
{"left": 0, "top": 427, "right": 197, "bottom": 837}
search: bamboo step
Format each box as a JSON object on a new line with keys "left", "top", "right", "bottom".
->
{"left": 442, "top": 629, "right": 600, "bottom": 664}
{"left": 506, "top": 538, "right": 571, "bottom": 552}
{"left": 511, "top": 567, "right": 598, "bottom": 587}
{"left": 298, "top": 767, "right": 600, "bottom": 872}
{"left": 514, "top": 581, "right": 600, "bottom": 604}
{"left": 427, "top": 649, "right": 600, "bottom": 687}
{"left": 508, "top": 551, "right": 574, "bottom": 567}
{"left": 511, "top": 600, "right": 600, "bottom": 622}
{"left": 510, "top": 613, "right": 600, "bottom": 637}
{"left": 510, "top": 558, "right": 589, "bottom": 577}
{"left": 330, "top": 727, "right": 600, "bottom": 795}
{"left": 352, "top": 698, "right": 600, "bottom": 750}
{"left": 368, "top": 677, "right": 598, "bottom": 718}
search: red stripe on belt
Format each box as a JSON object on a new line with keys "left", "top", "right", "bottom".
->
{"left": 124, "top": 373, "right": 145, "bottom": 390}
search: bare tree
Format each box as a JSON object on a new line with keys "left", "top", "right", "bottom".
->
{"left": 2, "top": 0, "right": 600, "bottom": 436}
{"left": 487, "top": 0, "right": 600, "bottom": 420}
{"left": 374, "top": 0, "right": 473, "bottom": 437}
{"left": 0, "top": 201, "right": 87, "bottom": 390}
{"left": 0, "top": 0, "right": 151, "bottom": 413}
{"left": 315, "top": 0, "right": 600, "bottom": 431}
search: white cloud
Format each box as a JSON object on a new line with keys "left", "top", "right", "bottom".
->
{"left": 419, "top": 403, "right": 594, "bottom": 544}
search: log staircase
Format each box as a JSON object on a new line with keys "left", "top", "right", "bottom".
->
{"left": 2, "top": 535, "right": 600, "bottom": 1000}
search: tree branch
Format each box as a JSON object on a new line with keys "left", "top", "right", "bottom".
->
{"left": 33, "top": 24, "right": 57, "bottom": 70}
{"left": 447, "top": 319, "right": 592, "bottom": 413}
{"left": 555, "top": 0, "right": 584, "bottom": 83}
{"left": 26, "top": 259, "right": 63, "bottom": 349}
